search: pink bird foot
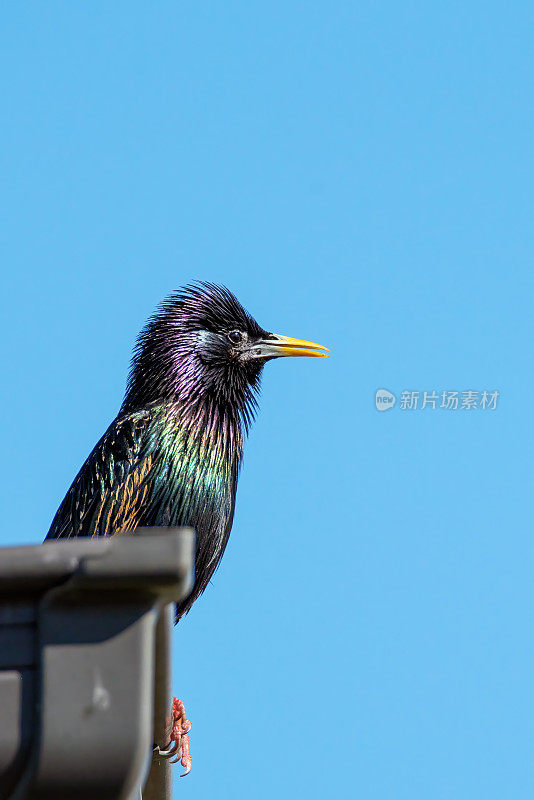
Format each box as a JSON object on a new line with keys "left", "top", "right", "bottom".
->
{"left": 156, "top": 697, "right": 192, "bottom": 776}
{"left": 171, "top": 697, "right": 192, "bottom": 776}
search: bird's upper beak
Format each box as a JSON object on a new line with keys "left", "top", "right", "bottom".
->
{"left": 248, "top": 333, "right": 329, "bottom": 359}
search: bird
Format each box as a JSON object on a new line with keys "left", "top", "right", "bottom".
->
{"left": 45, "top": 281, "right": 328, "bottom": 773}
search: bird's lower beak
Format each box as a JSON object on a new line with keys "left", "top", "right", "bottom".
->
{"left": 248, "top": 334, "right": 329, "bottom": 359}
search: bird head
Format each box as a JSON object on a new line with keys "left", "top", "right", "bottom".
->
{"left": 122, "top": 282, "right": 328, "bottom": 430}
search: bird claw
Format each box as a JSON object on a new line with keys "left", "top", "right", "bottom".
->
{"left": 154, "top": 697, "right": 192, "bottom": 776}
{"left": 172, "top": 731, "right": 191, "bottom": 776}
{"left": 154, "top": 740, "right": 179, "bottom": 759}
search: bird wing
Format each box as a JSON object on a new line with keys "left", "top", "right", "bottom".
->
{"left": 45, "top": 408, "right": 156, "bottom": 540}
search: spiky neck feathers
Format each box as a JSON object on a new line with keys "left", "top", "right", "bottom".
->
{"left": 120, "top": 284, "right": 268, "bottom": 443}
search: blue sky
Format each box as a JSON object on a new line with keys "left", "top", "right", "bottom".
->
{"left": 2, "top": 3, "right": 533, "bottom": 798}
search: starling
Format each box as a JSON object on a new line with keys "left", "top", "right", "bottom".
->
{"left": 45, "top": 282, "right": 328, "bottom": 771}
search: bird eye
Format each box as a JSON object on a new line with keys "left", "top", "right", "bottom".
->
{"left": 227, "top": 330, "right": 243, "bottom": 344}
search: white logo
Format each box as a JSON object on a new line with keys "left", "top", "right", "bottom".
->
{"left": 375, "top": 388, "right": 396, "bottom": 411}
{"left": 376, "top": 388, "right": 499, "bottom": 412}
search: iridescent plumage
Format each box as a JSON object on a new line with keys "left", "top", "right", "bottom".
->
{"left": 46, "top": 283, "right": 328, "bottom": 619}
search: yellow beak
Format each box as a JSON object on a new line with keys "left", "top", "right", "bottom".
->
{"left": 249, "top": 334, "right": 329, "bottom": 359}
